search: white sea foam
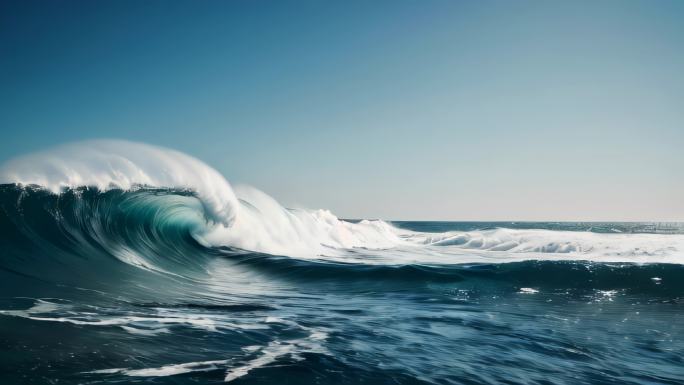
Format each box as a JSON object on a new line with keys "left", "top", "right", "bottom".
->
{"left": 87, "top": 358, "right": 231, "bottom": 377}
{"left": 388, "top": 227, "right": 684, "bottom": 264}
{"left": 81, "top": 314, "right": 328, "bottom": 382}
{"left": 0, "top": 300, "right": 268, "bottom": 334}
{"left": 224, "top": 330, "right": 327, "bottom": 382}
{"left": 2, "top": 140, "right": 682, "bottom": 264}
{"left": 85, "top": 329, "right": 327, "bottom": 381}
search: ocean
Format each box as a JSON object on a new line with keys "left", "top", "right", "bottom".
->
{"left": 0, "top": 141, "right": 682, "bottom": 384}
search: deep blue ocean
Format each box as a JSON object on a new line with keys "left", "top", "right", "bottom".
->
{"left": 0, "top": 185, "right": 682, "bottom": 385}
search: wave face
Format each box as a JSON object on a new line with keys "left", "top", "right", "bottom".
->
{"left": 0, "top": 141, "right": 683, "bottom": 385}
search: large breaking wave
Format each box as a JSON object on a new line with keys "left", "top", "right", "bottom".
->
{"left": 0, "top": 140, "right": 401, "bottom": 259}
{"left": 1, "top": 140, "right": 682, "bottom": 268}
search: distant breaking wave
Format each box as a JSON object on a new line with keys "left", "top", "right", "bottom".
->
{"left": 0, "top": 139, "right": 682, "bottom": 267}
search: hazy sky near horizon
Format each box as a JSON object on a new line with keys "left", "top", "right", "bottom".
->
{"left": 1, "top": 0, "right": 682, "bottom": 221}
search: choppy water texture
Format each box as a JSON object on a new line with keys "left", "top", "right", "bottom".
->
{"left": 0, "top": 141, "right": 682, "bottom": 385}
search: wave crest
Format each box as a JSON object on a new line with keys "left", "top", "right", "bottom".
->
{"left": 0, "top": 140, "right": 239, "bottom": 227}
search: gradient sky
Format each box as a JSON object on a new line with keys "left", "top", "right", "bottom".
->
{"left": 1, "top": 0, "right": 682, "bottom": 221}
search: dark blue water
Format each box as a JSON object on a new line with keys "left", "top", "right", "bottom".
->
{"left": 0, "top": 185, "right": 682, "bottom": 384}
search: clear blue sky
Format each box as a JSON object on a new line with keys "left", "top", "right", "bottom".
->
{"left": 1, "top": 0, "right": 682, "bottom": 221}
